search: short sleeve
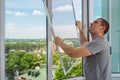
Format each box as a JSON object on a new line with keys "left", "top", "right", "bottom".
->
{"left": 85, "top": 38, "right": 110, "bottom": 55}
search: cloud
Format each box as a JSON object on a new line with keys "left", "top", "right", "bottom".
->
{"left": 6, "top": 10, "right": 44, "bottom": 16}
{"left": 53, "top": 25, "right": 78, "bottom": 38}
{"left": 5, "top": 23, "right": 78, "bottom": 39}
{"left": 5, "top": 23, "right": 18, "bottom": 36}
{"left": 6, "top": 10, "right": 28, "bottom": 16}
{"left": 5, "top": 23, "right": 46, "bottom": 39}
{"left": 14, "top": 11, "right": 28, "bottom": 16}
{"left": 32, "top": 10, "right": 44, "bottom": 16}
{"left": 53, "top": 4, "right": 72, "bottom": 12}
{"left": 6, "top": 11, "right": 13, "bottom": 14}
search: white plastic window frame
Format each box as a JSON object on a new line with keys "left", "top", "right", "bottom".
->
{"left": 0, "top": 0, "right": 5, "bottom": 80}
{"left": 46, "top": 0, "right": 53, "bottom": 80}
{"left": 0, "top": 0, "right": 52, "bottom": 80}
{"left": 47, "top": 0, "right": 93, "bottom": 80}
{"left": 109, "top": 0, "right": 120, "bottom": 78}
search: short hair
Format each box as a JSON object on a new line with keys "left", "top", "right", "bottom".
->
{"left": 98, "top": 18, "right": 109, "bottom": 34}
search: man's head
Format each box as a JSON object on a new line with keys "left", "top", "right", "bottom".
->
{"left": 89, "top": 18, "right": 109, "bottom": 35}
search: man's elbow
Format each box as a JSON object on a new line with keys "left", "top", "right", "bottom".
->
{"left": 70, "top": 54, "right": 80, "bottom": 58}
{"left": 65, "top": 48, "right": 76, "bottom": 58}
{"left": 66, "top": 51, "right": 75, "bottom": 58}
{"left": 69, "top": 49, "right": 80, "bottom": 58}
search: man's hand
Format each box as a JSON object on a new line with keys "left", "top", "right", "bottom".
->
{"left": 75, "top": 21, "right": 82, "bottom": 30}
{"left": 54, "top": 36, "right": 63, "bottom": 45}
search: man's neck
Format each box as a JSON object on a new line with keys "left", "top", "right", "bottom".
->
{"left": 91, "top": 33, "right": 103, "bottom": 39}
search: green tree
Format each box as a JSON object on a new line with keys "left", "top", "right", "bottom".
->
{"left": 6, "top": 50, "right": 41, "bottom": 80}
{"left": 40, "top": 52, "right": 46, "bottom": 64}
{"left": 52, "top": 52, "right": 60, "bottom": 65}
{"left": 6, "top": 50, "right": 26, "bottom": 80}
{"left": 20, "top": 53, "right": 40, "bottom": 70}
{"left": 54, "top": 59, "right": 82, "bottom": 80}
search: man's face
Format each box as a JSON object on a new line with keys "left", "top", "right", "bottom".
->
{"left": 88, "top": 19, "right": 104, "bottom": 34}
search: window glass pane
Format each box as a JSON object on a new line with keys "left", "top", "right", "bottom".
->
{"left": 93, "top": 0, "right": 102, "bottom": 19}
{"left": 110, "top": 0, "right": 120, "bottom": 73}
{"left": 5, "top": 0, "right": 46, "bottom": 80}
{"left": 52, "top": 0, "right": 82, "bottom": 79}
{"left": 112, "top": 78, "right": 120, "bottom": 80}
{"left": 93, "top": 0, "right": 108, "bottom": 39}
{"left": 102, "top": 0, "right": 120, "bottom": 78}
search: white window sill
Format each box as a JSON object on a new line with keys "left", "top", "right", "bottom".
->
{"left": 62, "top": 76, "right": 85, "bottom": 80}
{"left": 61, "top": 74, "right": 120, "bottom": 80}
{"left": 112, "top": 73, "right": 120, "bottom": 78}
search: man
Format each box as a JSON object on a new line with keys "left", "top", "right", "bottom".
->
{"left": 55, "top": 18, "right": 111, "bottom": 80}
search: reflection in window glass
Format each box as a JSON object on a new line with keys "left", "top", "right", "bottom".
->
{"left": 102, "top": 0, "right": 120, "bottom": 74}
{"left": 110, "top": 0, "right": 120, "bottom": 73}
{"left": 112, "top": 78, "right": 120, "bottom": 80}
{"left": 102, "top": 0, "right": 120, "bottom": 78}
{"left": 5, "top": 0, "right": 46, "bottom": 80}
{"left": 93, "top": 0, "right": 102, "bottom": 20}
{"left": 52, "top": 0, "right": 82, "bottom": 79}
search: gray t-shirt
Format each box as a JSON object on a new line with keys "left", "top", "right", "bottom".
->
{"left": 84, "top": 37, "right": 111, "bottom": 80}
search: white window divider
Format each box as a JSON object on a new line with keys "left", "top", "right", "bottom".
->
{"left": 0, "top": 0, "right": 5, "bottom": 80}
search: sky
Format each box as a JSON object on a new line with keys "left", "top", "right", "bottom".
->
{"left": 5, "top": 0, "right": 101, "bottom": 39}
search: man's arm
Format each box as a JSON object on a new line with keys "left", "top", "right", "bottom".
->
{"left": 55, "top": 36, "right": 92, "bottom": 58}
{"left": 76, "top": 21, "right": 88, "bottom": 45}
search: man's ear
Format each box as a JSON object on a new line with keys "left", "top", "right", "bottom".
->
{"left": 100, "top": 26, "right": 106, "bottom": 33}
